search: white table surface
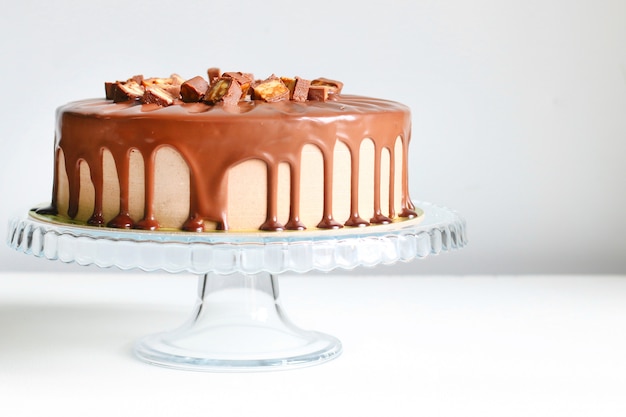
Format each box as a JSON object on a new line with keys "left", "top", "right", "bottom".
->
{"left": 1, "top": 271, "right": 625, "bottom": 417}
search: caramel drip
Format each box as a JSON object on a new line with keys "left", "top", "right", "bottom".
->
{"left": 43, "top": 95, "right": 414, "bottom": 231}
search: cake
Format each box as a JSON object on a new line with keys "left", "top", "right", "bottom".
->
{"left": 36, "top": 68, "right": 418, "bottom": 232}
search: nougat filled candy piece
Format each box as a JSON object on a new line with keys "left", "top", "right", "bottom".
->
{"left": 252, "top": 76, "right": 290, "bottom": 102}
{"left": 204, "top": 78, "right": 243, "bottom": 106}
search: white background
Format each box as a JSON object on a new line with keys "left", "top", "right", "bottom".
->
{"left": 1, "top": 0, "right": 625, "bottom": 275}
{"left": 1, "top": 2, "right": 626, "bottom": 416}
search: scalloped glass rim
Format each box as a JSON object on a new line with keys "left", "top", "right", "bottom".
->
{"left": 7, "top": 202, "right": 467, "bottom": 275}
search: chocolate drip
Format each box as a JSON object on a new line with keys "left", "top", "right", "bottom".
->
{"left": 67, "top": 157, "right": 81, "bottom": 219}
{"left": 259, "top": 161, "right": 284, "bottom": 231}
{"left": 87, "top": 149, "right": 105, "bottom": 226}
{"left": 285, "top": 162, "right": 305, "bottom": 230}
{"left": 135, "top": 149, "right": 159, "bottom": 230}
{"left": 51, "top": 95, "right": 414, "bottom": 231}
{"left": 388, "top": 145, "right": 396, "bottom": 219}
{"left": 399, "top": 130, "right": 418, "bottom": 218}
{"left": 317, "top": 142, "right": 343, "bottom": 229}
{"left": 344, "top": 141, "right": 368, "bottom": 227}
{"left": 370, "top": 143, "right": 392, "bottom": 225}
{"left": 107, "top": 148, "right": 133, "bottom": 228}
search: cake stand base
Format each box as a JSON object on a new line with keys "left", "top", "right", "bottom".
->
{"left": 133, "top": 272, "right": 342, "bottom": 372}
{"left": 8, "top": 202, "right": 466, "bottom": 372}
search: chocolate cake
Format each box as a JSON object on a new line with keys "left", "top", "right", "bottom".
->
{"left": 36, "top": 69, "right": 418, "bottom": 232}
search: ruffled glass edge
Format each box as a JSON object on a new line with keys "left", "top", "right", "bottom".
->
{"left": 7, "top": 202, "right": 466, "bottom": 275}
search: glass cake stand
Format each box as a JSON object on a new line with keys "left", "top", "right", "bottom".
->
{"left": 7, "top": 202, "right": 466, "bottom": 372}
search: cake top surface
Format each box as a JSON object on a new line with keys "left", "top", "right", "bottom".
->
{"left": 56, "top": 68, "right": 411, "bottom": 160}
{"left": 58, "top": 68, "right": 410, "bottom": 120}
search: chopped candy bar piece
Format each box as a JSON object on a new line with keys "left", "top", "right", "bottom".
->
{"left": 307, "top": 85, "right": 332, "bottom": 102}
{"left": 280, "top": 76, "right": 311, "bottom": 102}
{"left": 311, "top": 77, "right": 343, "bottom": 94}
{"left": 105, "top": 81, "right": 118, "bottom": 100}
{"left": 180, "top": 76, "right": 209, "bottom": 103}
{"left": 162, "top": 83, "right": 181, "bottom": 98}
{"left": 113, "top": 80, "right": 144, "bottom": 103}
{"left": 252, "top": 77, "right": 289, "bottom": 102}
{"left": 106, "top": 70, "right": 344, "bottom": 106}
{"left": 170, "top": 73, "right": 185, "bottom": 86}
{"left": 141, "top": 76, "right": 169, "bottom": 87}
{"left": 222, "top": 72, "right": 254, "bottom": 84}
{"left": 280, "top": 77, "right": 296, "bottom": 97}
{"left": 204, "top": 78, "right": 242, "bottom": 106}
{"left": 207, "top": 67, "right": 221, "bottom": 85}
{"left": 142, "top": 85, "right": 176, "bottom": 106}
{"left": 141, "top": 75, "right": 182, "bottom": 97}
{"left": 293, "top": 77, "right": 311, "bottom": 102}
{"left": 223, "top": 72, "right": 254, "bottom": 97}
{"left": 129, "top": 74, "right": 144, "bottom": 85}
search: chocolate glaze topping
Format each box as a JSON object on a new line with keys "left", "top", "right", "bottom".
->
{"left": 39, "top": 95, "right": 416, "bottom": 231}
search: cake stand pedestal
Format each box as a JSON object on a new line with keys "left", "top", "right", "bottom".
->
{"left": 7, "top": 202, "right": 466, "bottom": 372}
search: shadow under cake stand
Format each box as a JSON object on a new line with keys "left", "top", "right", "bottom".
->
{"left": 7, "top": 202, "right": 466, "bottom": 372}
